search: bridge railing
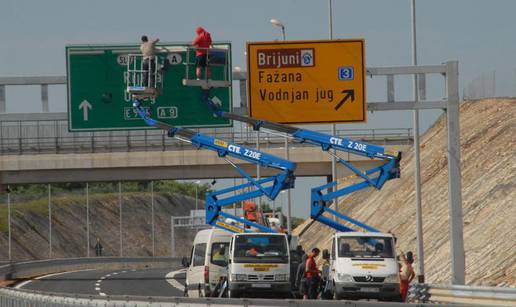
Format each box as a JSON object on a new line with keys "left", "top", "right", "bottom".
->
{"left": 0, "top": 116, "right": 412, "bottom": 155}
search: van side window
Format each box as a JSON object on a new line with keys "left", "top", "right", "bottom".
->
{"left": 193, "top": 243, "right": 207, "bottom": 267}
{"left": 211, "top": 242, "right": 229, "bottom": 267}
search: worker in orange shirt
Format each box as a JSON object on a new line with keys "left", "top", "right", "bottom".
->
{"left": 305, "top": 247, "right": 321, "bottom": 299}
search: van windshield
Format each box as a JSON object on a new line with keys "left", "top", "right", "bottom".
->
{"left": 337, "top": 236, "right": 394, "bottom": 258}
{"left": 233, "top": 235, "right": 288, "bottom": 263}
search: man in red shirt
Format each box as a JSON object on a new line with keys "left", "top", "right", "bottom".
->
{"left": 305, "top": 247, "right": 321, "bottom": 299}
{"left": 192, "top": 26, "right": 212, "bottom": 80}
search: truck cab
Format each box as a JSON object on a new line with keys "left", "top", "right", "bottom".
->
{"left": 330, "top": 232, "right": 402, "bottom": 301}
{"left": 227, "top": 232, "right": 291, "bottom": 298}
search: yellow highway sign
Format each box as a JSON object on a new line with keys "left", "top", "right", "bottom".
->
{"left": 247, "top": 39, "right": 366, "bottom": 124}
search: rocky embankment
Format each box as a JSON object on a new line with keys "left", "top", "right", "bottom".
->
{"left": 295, "top": 99, "right": 515, "bottom": 286}
{"left": 0, "top": 192, "right": 200, "bottom": 260}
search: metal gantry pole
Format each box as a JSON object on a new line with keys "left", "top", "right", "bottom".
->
{"left": 446, "top": 61, "right": 465, "bottom": 285}
{"left": 118, "top": 181, "right": 123, "bottom": 257}
{"left": 256, "top": 130, "right": 261, "bottom": 210}
{"left": 151, "top": 181, "right": 155, "bottom": 257}
{"left": 7, "top": 186, "right": 11, "bottom": 261}
{"left": 285, "top": 136, "right": 292, "bottom": 234}
{"left": 86, "top": 183, "right": 90, "bottom": 257}
{"left": 233, "top": 178, "right": 237, "bottom": 215}
{"left": 48, "top": 184, "right": 52, "bottom": 258}
{"left": 329, "top": 0, "right": 339, "bottom": 222}
{"left": 328, "top": 0, "right": 333, "bottom": 39}
{"left": 411, "top": 0, "right": 425, "bottom": 283}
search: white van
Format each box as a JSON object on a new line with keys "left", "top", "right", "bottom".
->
{"left": 185, "top": 228, "right": 232, "bottom": 297}
{"left": 226, "top": 232, "right": 291, "bottom": 298}
{"left": 329, "top": 232, "right": 402, "bottom": 301}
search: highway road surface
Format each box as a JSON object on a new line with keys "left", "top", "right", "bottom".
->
{"left": 15, "top": 267, "right": 186, "bottom": 297}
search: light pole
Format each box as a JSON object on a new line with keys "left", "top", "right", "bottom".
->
{"left": 150, "top": 181, "right": 155, "bottom": 257}
{"left": 328, "top": 0, "right": 339, "bottom": 222}
{"left": 270, "top": 19, "right": 286, "bottom": 41}
{"left": 194, "top": 180, "right": 201, "bottom": 226}
{"left": 270, "top": 18, "right": 291, "bottom": 233}
{"left": 86, "top": 183, "right": 90, "bottom": 257}
{"left": 7, "top": 186, "right": 11, "bottom": 261}
{"left": 411, "top": 0, "right": 425, "bottom": 283}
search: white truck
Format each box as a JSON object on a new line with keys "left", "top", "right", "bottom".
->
{"left": 329, "top": 232, "right": 402, "bottom": 301}
{"left": 226, "top": 232, "right": 291, "bottom": 298}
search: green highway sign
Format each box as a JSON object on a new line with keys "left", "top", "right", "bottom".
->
{"left": 66, "top": 43, "right": 232, "bottom": 131}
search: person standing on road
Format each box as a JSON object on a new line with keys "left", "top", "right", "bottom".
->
{"left": 192, "top": 26, "right": 212, "bottom": 80}
{"left": 305, "top": 247, "right": 321, "bottom": 299}
{"left": 295, "top": 253, "right": 308, "bottom": 299}
{"left": 94, "top": 237, "right": 103, "bottom": 257}
{"left": 140, "top": 35, "right": 160, "bottom": 88}
{"left": 399, "top": 252, "right": 415, "bottom": 301}
{"left": 320, "top": 249, "right": 333, "bottom": 299}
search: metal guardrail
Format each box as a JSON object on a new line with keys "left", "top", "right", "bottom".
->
{"left": 428, "top": 284, "right": 516, "bottom": 306}
{"left": 0, "top": 287, "right": 449, "bottom": 307}
{"left": 409, "top": 283, "right": 516, "bottom": 306}
{"left": 0, "top": 257, "right": 510, "bottom": 306}
{"left": 0, "top": 257, "right": 180, "bottom": 281}
{"left": 0, "top": 116, "right": 412, "bottom": 155}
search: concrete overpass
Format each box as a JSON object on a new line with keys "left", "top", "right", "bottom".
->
{"left": 0, "top": 140, "right": 409, "bottom": 184}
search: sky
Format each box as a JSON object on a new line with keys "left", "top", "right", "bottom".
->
{"left": 1, "top": 0, "right": 516, "bottom": 218}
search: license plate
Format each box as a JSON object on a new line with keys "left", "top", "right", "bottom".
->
{"left": 252, "top": 283, "right": 271, "bottom": 288}
{"left": 360, "top": 287, "right": 380, "bottom": 292}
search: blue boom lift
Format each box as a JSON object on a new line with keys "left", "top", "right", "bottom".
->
{"left": 131, "top": 100, "right": 295, "bottom": 234}
{"left": 203, "top": 95, "right": 401, "bottom": 233}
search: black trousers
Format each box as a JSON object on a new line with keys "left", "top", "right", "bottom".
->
{"left": 307, "top": 276, "right": 321, "bottom": 299}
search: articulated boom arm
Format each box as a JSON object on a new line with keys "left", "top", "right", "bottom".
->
{"left": 205, "top": 97, "right": 400, "bottom": 233}
{"left": 132, "top": 101, "right": 295, "bottom": 234}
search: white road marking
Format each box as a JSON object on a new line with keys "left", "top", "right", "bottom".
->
{"left": 95, "top": 287, "right": 100, "bottom": 291}
{"left": 99, "top": 292, "right": 106, "bottom": 296}
{"left": 106, "top": 274, "right": 111, "bottom": 277}
{"left": 95, "top": 283, "right": 100, "bottom": 286}
{"left": 100, "top": 276, "right": 106, "bottom": 280}
{"left": 121, "top": 270, "right": 127, "bottom": 273}
{"left": 165, "top": 268, "right": 187, "bottom": 292}
{"left": 15, "top": 269, "right": 96, "bottom": 289}
{"left": 112, "top": 272, "right": 118, "bottom": 275}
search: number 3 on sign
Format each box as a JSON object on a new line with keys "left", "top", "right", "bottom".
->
{"left": 338, "top": 67, "right": 354, "bottom": 81}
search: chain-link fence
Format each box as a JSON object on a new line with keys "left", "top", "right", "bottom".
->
{"left": 0, "top": 181, "right": 208, "bottom": 262}
{"left": 463, "top": 69, "right": 516, "bottom": 100}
